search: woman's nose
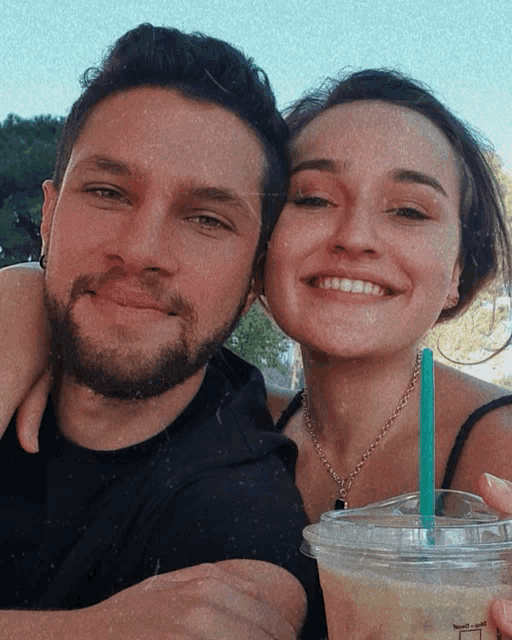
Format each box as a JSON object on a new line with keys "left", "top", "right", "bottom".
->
{"left": 328, "top": 206, "right": 381, "bottom": 258}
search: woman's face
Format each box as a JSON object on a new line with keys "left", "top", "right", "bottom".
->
{"left": 265, "top": 100, "right": 462, "bottom": 359}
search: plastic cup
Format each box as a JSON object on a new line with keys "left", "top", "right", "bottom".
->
{"left": 302, "top": 490, "right": 512, "bottom": 639}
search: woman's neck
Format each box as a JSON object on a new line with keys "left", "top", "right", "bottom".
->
{"left": 301, "top": 347, "right": 421, "bottom": 470}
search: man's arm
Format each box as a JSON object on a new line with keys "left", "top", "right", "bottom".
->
{"left": 0, "top": 263, "right": 50, "bottom": 452}
{"left": 0, "top": 560, "right": 305, "bottom": 639}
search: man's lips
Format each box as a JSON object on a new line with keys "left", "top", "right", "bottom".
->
{"left": 70, "top": 271, "right": 194, "bottom": 319}
{"left": 88, "top": 286, "right": 171, "bottom": 314}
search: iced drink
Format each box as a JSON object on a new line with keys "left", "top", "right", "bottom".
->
{"left": 303, "top": 491, "right": 512, "bottom": 639}
{"left": 319, "top": 560, "right": 510, "bottom": 639}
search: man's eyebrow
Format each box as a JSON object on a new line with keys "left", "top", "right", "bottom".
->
{"left": 290, "top": 158, "right": 344, "bottom": 176}
{"left": 191, "top": 186, "right": 251, "bottom": 212}
{"left": 74, "top": 155, "right": 133, "bottom": 176}
{"left": 73, "top": 158, "right": 258, "bottom": 214}
{"left": 391, "top": 169, "right": 448, "bottom": 197}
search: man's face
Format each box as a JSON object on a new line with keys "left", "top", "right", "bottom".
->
{"left": 41, "top": 87, "right": 265, "bottom": 399}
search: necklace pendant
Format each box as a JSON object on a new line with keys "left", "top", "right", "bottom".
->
{"left": 334, "top": 498, "right": 346, "bottom": 510}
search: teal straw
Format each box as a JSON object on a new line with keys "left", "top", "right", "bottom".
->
{"left": 419, "top": 348, "right": 435, "bottom": 529}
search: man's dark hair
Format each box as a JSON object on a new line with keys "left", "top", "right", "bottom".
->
{"left": 53, "top": 23, "right": 290, "bottom": 273}
{"left": 284, "top": 68, "right": 512, "bottom": 324}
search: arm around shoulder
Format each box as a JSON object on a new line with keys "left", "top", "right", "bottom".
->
{"left": 0, "top": 561, "right": 305, "bottom": 639}
{"left": 0, "top": 608, "right": 77, "bottom": 640}
{"left": 0, "top": 263, "right": 49, "bottom": 444}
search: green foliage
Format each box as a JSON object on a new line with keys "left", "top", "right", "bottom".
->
{"left": 0, "top": 113, "right": 65, "bottom": 266}
{"left": 225, "top": 302, "right": 290, "bottom": 373}
{"left": 496, "top": 373, "right": 512, "bottom": 390}
{"left": 487, "top": 152, "right": 512, "bottom": 219}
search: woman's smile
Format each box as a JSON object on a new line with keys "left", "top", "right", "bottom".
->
{"left": 312, "top": 276, "right": 387, "bottom": 296}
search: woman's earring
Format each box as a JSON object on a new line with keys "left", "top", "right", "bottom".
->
{"left": 39, "top": 254, "right": 47, "bottom": 269}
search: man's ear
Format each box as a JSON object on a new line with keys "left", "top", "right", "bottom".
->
{"left": 40, "top": 180, "right": 58, "bottom": 252}
{"left": 242, "top": 272, "right": 263, "bottom": 316}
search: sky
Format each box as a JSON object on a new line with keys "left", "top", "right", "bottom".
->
{"left": 2, "top": 0, "right": 512, "bottom": 170}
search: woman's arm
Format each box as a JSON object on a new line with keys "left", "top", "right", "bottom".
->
{"left": 0, "top": 263, "right": 50, "bottom": 451}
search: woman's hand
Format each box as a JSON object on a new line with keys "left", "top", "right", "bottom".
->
{"left": 478, "top": 473, "right": 512, "bottom": 634}
{"left": 0, "top": 264, "right": 50, "bottom": 452}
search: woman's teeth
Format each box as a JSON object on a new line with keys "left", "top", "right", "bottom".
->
{"left": 316, "top": 277, "right": 385, "bottom": 296}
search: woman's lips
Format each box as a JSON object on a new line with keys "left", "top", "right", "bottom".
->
{"left": 308, "top": 275, "right": 394, "bottom": 296}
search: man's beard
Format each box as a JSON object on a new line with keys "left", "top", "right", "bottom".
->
{"left": 44, "top": 271, "right": 249, "bottom": 401}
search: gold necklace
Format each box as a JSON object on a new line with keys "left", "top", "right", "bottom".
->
{"left": 302, "top": 351, "right": 422, "bottom": 510}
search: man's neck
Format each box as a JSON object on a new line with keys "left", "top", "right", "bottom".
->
{"left": 53, "top": 368, "right": 207, "bottom": 451}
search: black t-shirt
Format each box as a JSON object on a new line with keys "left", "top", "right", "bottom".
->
{"left": 0, "top": 348, "right": 318, "bottom": 621}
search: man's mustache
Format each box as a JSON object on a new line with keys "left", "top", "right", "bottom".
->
{"left": 68, "top": 266, "right": 196, "bottom": 321}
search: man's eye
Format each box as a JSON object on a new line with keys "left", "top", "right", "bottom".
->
{"left": 86, "top": 187, "right": 127, "bottom": 202}
{"left": 190, "top": 215, "right": 231, "bottom": 231}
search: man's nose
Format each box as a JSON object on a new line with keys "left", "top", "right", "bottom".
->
{"left": 105, "top": 199, "right": 179, "bottom": 277}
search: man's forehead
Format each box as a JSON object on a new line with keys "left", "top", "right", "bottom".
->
{"left": 67, "top": 86, "right": 266, "bottom": 191}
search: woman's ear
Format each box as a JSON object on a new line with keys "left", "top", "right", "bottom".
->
{"left": 444, "top": 261, "right": 462, "bottom": 310}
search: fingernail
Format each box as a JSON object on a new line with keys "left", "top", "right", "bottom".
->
{"left": 30, "top": 436, "right": 39, "bottom": 453}
{"left": 23, "top": 432, "right": 39, "bottom": 454}
{"left": 496, "top": 599, "right": 512, "bottom": 623}
{"left": 484, "top": 473, "right": 512, "bottom": 493}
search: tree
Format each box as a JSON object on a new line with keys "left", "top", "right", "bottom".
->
{"left": 424, "top": 154, "right": 512, "bottom": 388}
{"left": 0, "top": 114, "right": 65, "bottom": 266}
{"left": 225, "top": 302, "right": 291, "bottom": 378}
{"left": 424, "top": 296, "right": 512, "bottom": 389}
{"left": 487, "top": 152, "right": 512, "bottom": 219}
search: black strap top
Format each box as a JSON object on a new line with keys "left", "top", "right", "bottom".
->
{"left": 275, "top": 391, "right": 512, "bottom": 490}
{"left": 440, "top": 395, "right": 512, "bottom": 489}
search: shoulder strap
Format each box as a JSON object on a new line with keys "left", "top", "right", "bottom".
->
{"left": 275, "top": 390, "right": 304, "bottom": 432}
{"left": 441, "top": 395, "right": 512, "bottom": 490}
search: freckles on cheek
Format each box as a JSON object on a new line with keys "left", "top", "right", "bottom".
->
{"left": 429, "top": 236, "right": 458, "bottom": 262}
{"left": 408, "top": 235, "right": 457, "bottom": 270}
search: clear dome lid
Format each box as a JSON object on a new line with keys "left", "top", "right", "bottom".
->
{"left": 303, "top": 490, "right": 512, "bottom": 559}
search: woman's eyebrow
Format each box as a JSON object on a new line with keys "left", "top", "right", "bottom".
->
{"left": 290, "top": 161, "right": 450, "bottom": 200}
{"left": 290, "top": 158, "right": 346, "bottom": 176}
{"left": 392, "top": 168, "right": 448, "bottom": 197}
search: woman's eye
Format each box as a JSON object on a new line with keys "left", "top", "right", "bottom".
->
{"left": 291, "top": 194, "right": 333, "bottom": 208}
{"left": 390, "top": 207, "right": 428, "bottom": 221}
